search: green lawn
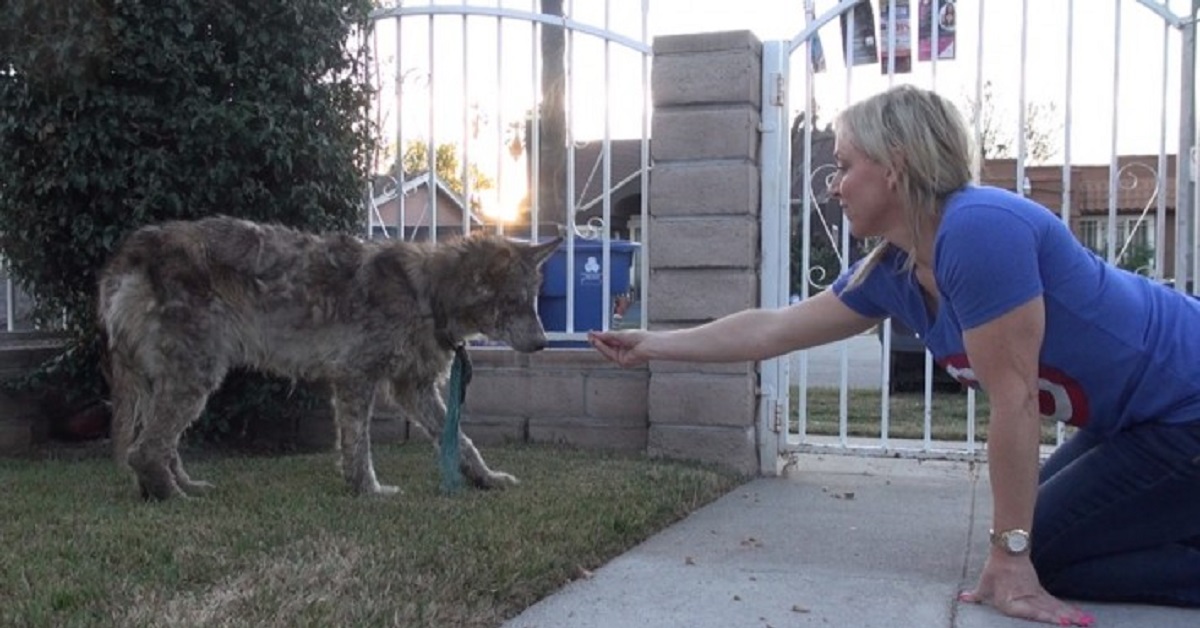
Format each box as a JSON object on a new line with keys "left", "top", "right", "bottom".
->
{"left": 0, "top": 444, "right": 743, "bottom": 628}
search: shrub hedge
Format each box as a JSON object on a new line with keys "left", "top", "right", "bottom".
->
{"left": 0, "top": 0, "right": 378, "bottom": 444}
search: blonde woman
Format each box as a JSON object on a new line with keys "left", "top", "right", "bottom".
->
{"left": 589, "top": 84, "right": 1200, "bottom": 626}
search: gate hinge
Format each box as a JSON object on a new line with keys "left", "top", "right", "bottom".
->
{"left": 772, "top": 400, "right": 784, "bottom": 433}
{"left": 772, "top": 73, "right": 786, "bottom": 107}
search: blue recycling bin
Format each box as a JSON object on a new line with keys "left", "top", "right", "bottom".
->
{"left": 538, "top": 239, "right": 640, "bottom": 334}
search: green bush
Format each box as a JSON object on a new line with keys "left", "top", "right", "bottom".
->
{"left": 0, "top": 0, "right": 377, "bottom": 441}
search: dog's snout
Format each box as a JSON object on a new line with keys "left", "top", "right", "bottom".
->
{"left": 505, "top": 326, "right": 548, "bottom": 353}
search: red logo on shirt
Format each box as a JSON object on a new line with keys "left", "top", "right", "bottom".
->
{"left": 939, "top": 355, "right": 1090, "bottom": 427}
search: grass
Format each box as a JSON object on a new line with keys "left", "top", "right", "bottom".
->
{"left": 797, "top": 386, "right": 1067, "bottom": 444}
{"left": 0, "top": 443, "right": 743, "bottom": 628}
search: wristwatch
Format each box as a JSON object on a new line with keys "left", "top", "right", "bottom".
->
{"left": 989, "top": 528, "right": 1031, "bottom": 556}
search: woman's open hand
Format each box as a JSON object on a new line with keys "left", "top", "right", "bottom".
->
{"left": 960, "top": 554, "right": 1094, "bottom": 626}
{"left": 587, "top": 329, "right": 651, "bottom": 368}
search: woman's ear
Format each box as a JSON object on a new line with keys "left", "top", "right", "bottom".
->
{"left": 885, "top": 167, "right": 901, "bottom": 191}
{"left": 885, "top": 152, "right": 906, "bottom": 191}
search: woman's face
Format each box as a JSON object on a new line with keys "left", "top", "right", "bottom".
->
{"left": 830, "top": 130, "right": 904, "bottom": 241}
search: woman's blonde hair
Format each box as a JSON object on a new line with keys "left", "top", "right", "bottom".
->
{"left": 834, "top": 84, "right": 974, "bottom": 288}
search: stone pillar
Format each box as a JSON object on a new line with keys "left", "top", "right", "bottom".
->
{"left": 647, "top": 31, "right": 763, "bottom": 475}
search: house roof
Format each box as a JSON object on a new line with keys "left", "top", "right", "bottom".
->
{"left": 980, "top": 155, "right": 1178, "bottom": 215}
{"left": 784, "top": 108, "right": 1178, "bottom": 217}
{"left": 371, "top": 171, "right": 468, "bottom": 210}
{"left": 368, "top": 171, "right": 486, "bottom": 226}
{"left": 784, "top": 143, "right": 1179, "bottom": 218}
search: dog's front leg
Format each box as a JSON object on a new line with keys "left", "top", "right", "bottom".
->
{"left": 331, "top": 380, "right": 397, "bottom": 496}
{"left": 415, "top": 385, "right": 518, "bottom": 490}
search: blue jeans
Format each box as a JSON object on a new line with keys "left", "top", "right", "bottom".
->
{"left": 1032, "top": 420, "right": 1200, "bottom": 606}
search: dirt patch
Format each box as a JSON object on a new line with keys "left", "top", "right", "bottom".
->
{"left": 118, "top": 533, "right": 365, "bottom": 628}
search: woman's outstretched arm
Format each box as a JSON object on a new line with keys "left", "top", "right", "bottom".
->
{"left": 588, "top": 289, "right": 879, "bottom": 368}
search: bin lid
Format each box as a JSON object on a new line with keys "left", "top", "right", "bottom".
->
{"left": 545, "top": 238, "right": 640, "bottom": 252}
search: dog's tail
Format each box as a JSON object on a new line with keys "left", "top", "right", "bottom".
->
{"left": 98, "top": 272, "right": 152, "bottom": 468}
{"left": 106, "top": 350, "right": 145, "bottom": 468}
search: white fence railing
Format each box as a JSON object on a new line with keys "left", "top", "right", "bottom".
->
{"left": 0, "top": 258, "right": 39, "bottom": 333}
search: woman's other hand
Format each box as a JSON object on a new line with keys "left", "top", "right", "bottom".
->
{"left": 960, "top": 555, "right": 1095, "bottom": 626}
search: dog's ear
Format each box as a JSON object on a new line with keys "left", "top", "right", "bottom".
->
{"left": 525, "top": 237, "right": 562, "bottom": 267}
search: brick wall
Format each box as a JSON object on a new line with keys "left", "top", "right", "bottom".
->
{"left": 459, "top": 31, "right": 766, "bottom": 476}
{"left": 645, "top": 31, "right": 763, "bottom": 475}
{"left": 0, "top": 332, "right": 67, "bottom": 454}
{"left": 462, "top": 348, "right": 649, "bottom": 452}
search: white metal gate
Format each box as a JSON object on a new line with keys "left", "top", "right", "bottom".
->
{"left": 761, "top": 0, "right": 1200, "bottom": 468}
{"left": 366, "top": 1, "right": 653, "bottom": 343}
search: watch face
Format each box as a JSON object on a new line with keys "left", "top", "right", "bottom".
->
{"left": 1005, "top": 531, "right": 1029, "bottom": 553}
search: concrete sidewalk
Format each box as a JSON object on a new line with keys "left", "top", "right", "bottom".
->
{"left": 503, "top": 455, "right": 1197, "bottom": 628}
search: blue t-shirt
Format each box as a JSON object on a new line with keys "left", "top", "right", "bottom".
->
{"left": 832, "top": 185, "right": 1200, "bottom": 436}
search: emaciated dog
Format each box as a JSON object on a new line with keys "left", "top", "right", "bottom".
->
{"left": 97, "top": 216, "right": 560, "bottom": 500}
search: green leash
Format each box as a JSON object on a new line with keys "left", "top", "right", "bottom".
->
{"left": 439, "top": 344, "right": 472, "bottom": 495}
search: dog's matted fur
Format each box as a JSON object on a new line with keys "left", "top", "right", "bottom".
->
{"left": 98, "top": 216, "right": 560, "bottom": 500}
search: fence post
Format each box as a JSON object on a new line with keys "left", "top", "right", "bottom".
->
{"left": 648, "top": 31, "right": 764, "bottom": 475}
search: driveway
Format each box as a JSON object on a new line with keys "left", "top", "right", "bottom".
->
{"left": 791, "top": 333, "right": 885, "bottom": 389}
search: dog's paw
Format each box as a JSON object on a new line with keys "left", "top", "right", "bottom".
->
{"left": 353, "top": 482, "right": 401, "bottom": 497}
{"left": 138, "top": 477, "right": 187, "bottom": 501}
{"left": 474, "top": 471, "right": 519, "bottom": 490}
{"left": 179, "top": 479, "right": 215, "bottom": 496}
{"left": 374, "top": 484, "right": 401, "bottom": 496}
{"left": 133, "top": 463, "right": 186, "bottom": 501}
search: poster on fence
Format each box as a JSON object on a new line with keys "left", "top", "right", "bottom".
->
{"left": 880, "top": 0, "right": 913, "bottom": 74}
{"left": 840, "top": 0, "right": 879, "bottom": 67}
{"left": 918, "top": 0, "right": 957, "bottom": 60}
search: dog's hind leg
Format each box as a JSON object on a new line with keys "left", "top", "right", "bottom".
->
{"left": 107, "top": 354, "right": 212, "bottom": 497}
{"left": 331, "top": 380, "right": 396, "bottom": 496}
{"left": 411, "top": 384, "right": 518, "bottom": 490}
{"left": 127, "top": 370, "right": 218, "bottom": 500}
{"left": 107, "top": 354, "right": 147, "bottom": 473}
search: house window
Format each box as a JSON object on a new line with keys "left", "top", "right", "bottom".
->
{"left": 1077, "top": 219, "right": 1102, "bottom": 252}
{"left": 1076, "top": 216, "right": 1156, "bottom": 270}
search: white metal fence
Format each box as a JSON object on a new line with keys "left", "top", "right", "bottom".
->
{"left": 365, "top": 1, "right": 652, "bottom": 343}
{"left": 367, "top": 1, "right": 1200, "bottom": 463}
{"left": 762, "top": 0, "right": 1200, "bottom": 463}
